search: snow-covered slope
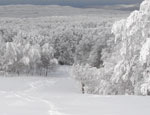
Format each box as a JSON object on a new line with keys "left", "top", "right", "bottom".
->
{"left": 0, "top": 66, "right": 149, "bottom": 115}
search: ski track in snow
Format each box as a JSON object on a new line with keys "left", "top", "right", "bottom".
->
{"left": 15, "top": 93, "right": 67, "bottom": 115}
{"left": 0, "top": 91, "right": 65, "bottom": 115}
{"left": 22, "top": 80, "right": 68, "bottom": 115}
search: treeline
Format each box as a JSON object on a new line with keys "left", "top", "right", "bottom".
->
{"left": 0, "top": 16, "right": 115, "bottom": 76}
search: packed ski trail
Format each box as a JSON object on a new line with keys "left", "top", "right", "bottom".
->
{"left": 0, "top": 65, "right": 150, "bottom": 115}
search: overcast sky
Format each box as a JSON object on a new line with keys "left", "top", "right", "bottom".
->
{"left": 0, "top": 0, "right": 144, "bottom": 7}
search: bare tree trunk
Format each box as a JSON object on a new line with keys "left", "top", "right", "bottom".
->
{"left": 17, "top": 71, "right": 19, "bottom": 76}
{"left": 40, "top": 68, "right": 42, "bottom": 76}
{"left": 81, "top": 83, "right": 85, "bottom": 94}
{"left": 45, "top": 69, "right": 48, "bottom": 76}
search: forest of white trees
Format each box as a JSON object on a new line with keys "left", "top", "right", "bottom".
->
{"left": 73, "top": 0, "right": 150, "bottom": 96}
{"left": 1, "top": 0, "right": 150, "bottom": 96}
{"left": 0, "top": 16, "right": 115, "bottom": 76}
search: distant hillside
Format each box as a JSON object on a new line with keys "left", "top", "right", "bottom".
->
{"left": 0, "top": 5, "right": 130, "bottom": 18}
{"left": 87, "top": 4, "right": 140, "bottom": 11}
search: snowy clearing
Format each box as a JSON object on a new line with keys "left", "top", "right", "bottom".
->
{"left": 0, "top": 66, "right": 149, "bottom": 115}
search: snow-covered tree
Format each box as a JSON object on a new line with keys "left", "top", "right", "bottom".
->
{"left": 72, "top": 63, "right": 114, "bottom": 94}
{"left": 41, "top": 43, "right": 57, "bottom": 76}
{"left": 111, "top": 0, "right": 150, "bottom": 95}
{"left": 72, "top": 64, "right": 101, "bottom": 94}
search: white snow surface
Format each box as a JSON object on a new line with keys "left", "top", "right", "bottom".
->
{"left": 0, "top": 65, "right": 149, "bottom": 115}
